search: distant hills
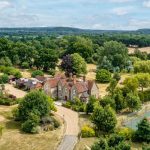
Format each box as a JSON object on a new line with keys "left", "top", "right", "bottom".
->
{"left": 0, "top": 27, "right": 150, "bottom": 36}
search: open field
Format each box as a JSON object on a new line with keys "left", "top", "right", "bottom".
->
{"left": 128, "top": 47, "right": 150, "bottom": 54}
{"left": 0, "top": 105, "right": 64, "bottom": 150}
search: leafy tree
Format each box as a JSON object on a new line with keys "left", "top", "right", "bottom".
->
{"left": 85, "top": 96, "right": 97, "bottom": 114}
{"left": 134, "top": 118, "right": 150, "bottom": 143}
{"left": 66, "top": 36, "right": 94, "bottom": 62}
{"left": 0, "top": 57, "right": 12, "bottom": 66}
{"left": 21, "top": 62, "right": 29, "bottom": 69}
{"left": 134, "top": 49, "right": 148, "bottom": 60}
{"left": 35, "top": 48, "right": 58, "bottom": 71}
{"left": 0, "top": 74, "right": 9, "bottom": 84}
{"left": 134, "top": 60, "right": 150, "bottom": 73}
{"left": 98, "top": 56, "right": 113, "bottom": 71}
{"left": 96, "top": 69, "right": 111, "bottom": 83}
{"left": 135, "top": 73, "right": 150, "bottom": 92}
{"left": 123, "top": 77, "right": 139, "bottom": 93}
{"left": 71, "top": 53, "right": 87, "bottom": 75}
{"left": 91, "top": 134, "right": 131, "bottom": 150}
{"left": 91, "top": 105, "right": 117, "bottom": 133}
{"left": 31, "top": 70, "right": 44, "bottom": 78}
{"left": 100, "top": 96, "right": 116, "bottom": 110}
{"left": 97, "top": 41, "right": 129, "bottom": 71}
{"left": 61, "top": 53, "right": 87, "bottom": 76}
{"left": 113, "top": 72, "right": 121, "bottom": 81}
{"left": 61, "top": 54, "right": 74, "bottom": 76}
{"left": 126, "top": 93, "right": 141, "bottom": 112}
{"left": 107, "top": 79, "right": 118, "bottom": 95}
{"left": 113, "top": 88, "right": 126, "bottom": 112}
{"left": 17, "top": 90, "right": 55, "bottom": 121}
{"left": 91, "top": 138, "right": 108, "bottom": 150}
{"left": 108, "top": 134, "right": 125, "bottom": 148}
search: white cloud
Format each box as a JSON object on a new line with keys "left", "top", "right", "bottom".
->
{"left": 143, "top": 0, "right": 150, "bottom": 8}
{"left": 112, "top": 7, "right": 132, "bottom": 15}
{"left": 110, "top": 0, "right": 134, "bottom": 3}
{"left": 0, "top": 1, "right": 12, "bottom": 10}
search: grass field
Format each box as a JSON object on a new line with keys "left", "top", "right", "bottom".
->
{"left": 0, "top": 105, "right": 64, "bottom": 150}
{"left": 128, "top": 47, "right": 150, "bottom": 54}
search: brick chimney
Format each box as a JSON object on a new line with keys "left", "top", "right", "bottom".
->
{"left": 83, "top": 76, "right": 86, "bottom": 82}
{"left": 69, "top": 73, "right": 73, "bottom": 81}
{"left": 73, "top": 75, "right": 76, "bottom": 84}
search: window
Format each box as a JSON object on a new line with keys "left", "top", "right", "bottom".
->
{"left": 73, "top": 90, "right": 76, "bottom": 95}
{"left": 58, "top": 86, "right": 61, "bottom": 90}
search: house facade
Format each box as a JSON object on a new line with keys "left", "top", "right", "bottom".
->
{"left": 43, "top": 74, "right": 99, "bottom": 102}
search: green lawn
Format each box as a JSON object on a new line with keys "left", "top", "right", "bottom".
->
{"left": 0, "top": 105, "right": 64, "bottom": 150}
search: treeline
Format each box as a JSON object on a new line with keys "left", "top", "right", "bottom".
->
{"left": 85, "top": 34, "right": 150, "bottom": 47}
{"left": 0, "top": 34, "right": 150, "bottom": 74}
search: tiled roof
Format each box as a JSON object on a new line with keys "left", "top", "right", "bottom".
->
{"left": 75, "top": 82, "right": 88, "bottom": 93}
{"left": 47, "top": 78, "right": 59, "bottom": 88}
{"left": 45, "top": 75, "right": 97, "bottom": 93}
{"left": 35, "top": 76, "right": 46, "bottom": 82}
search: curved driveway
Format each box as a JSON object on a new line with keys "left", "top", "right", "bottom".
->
{"left": 4, "top": 84, "right": 79, "bottom": 150}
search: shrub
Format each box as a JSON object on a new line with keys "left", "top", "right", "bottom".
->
{"left": 108, "top": 134, "right": 125, "bottom": 148}
{"left": 0, "top": 57, "right": 12, "bottom": 67}
{"left": 134, "top": 60, "right": 150, "bottom": 73}
{"left": 134, "top": 118, "right": 150, "bottom": 143}
{"left": 91, "top": 138, "right": 108, "bottom": 150}
{"left": 21, "top": 62, "right": 29, "bottom": 69}
{"left": 31, "top": 70, "right": 44, "bottom": 78}
{"left": 81, "top": 125, "right": 95, "bottom": 138}
{"left": 21, "top": 113, "right": 40, "bottom": 133}
{"left": 0, "top": 74, "right": 9, "bottom": 84}
{"left": 139, "top": 89, "right": 150, "bottom": 102}
{"left": 100, "top": 96, "right": 116, "bottom": 109}
{"left": 62, "top": 101, "right": 72, "bottom": 108}
{"left": 52, "top": 117, "right": 61, "bottom": 128}
{"left": 0, "top": 97, "right": 18, "bottom": 106}
{"left": 0, "top": 66, "right": 22, "bottom": 78}
{"left": 113, "top": 72, "right": 121, "bottom": 81}
{"left": 118, "top": 127, "right": 135, "bottom": 140}
{"left": 96, "top": 69, "right": 111, "bottom": 83}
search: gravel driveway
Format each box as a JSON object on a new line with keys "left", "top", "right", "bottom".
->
{"left": 3, "top": 84, "right": 79, "bottom": 150}
{"left": 4, "top": 84, "right": 26, "bottom": 98}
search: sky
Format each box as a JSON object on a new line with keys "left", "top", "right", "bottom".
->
{"left": 0, "top": 0, "right": 150, "bottom": 30}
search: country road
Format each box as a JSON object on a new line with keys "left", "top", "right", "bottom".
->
{"left": 4, "top": 84, "right": 79, "bottom": 150}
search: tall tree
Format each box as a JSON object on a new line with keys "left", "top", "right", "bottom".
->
{"left": 91, "top": 105, "right": 117, "bottom": 133}
{"left": 98, "top": 41, "right": 129, "bottom": 71}
{"left": 134, "top": 118, "right": 150, "bottom": 143}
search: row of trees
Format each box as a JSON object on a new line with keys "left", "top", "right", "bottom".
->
{"left": 0, "top": 36, "right": 132, "bottom": 72}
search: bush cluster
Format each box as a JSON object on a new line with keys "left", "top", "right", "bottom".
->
{"left": 81, "top": 125, "right": 95, "bottom": 138}
{"left": 0, "top": 66, "right": 22, "bottom": 79}
{"left": 96, "top": 69, "right": 111, "bottom": 83}
{"left": 31, "top": 70, "right": 44, "bottom": 78}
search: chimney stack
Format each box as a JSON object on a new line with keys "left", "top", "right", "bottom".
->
{"left": 73, "top": 75, "right": 76, "bottom": 84}
{"left": 69, "top": 73, "right": 73, "bottom": 81}
{"left": 83, "top": 76, "right": 86, "bottom": 82}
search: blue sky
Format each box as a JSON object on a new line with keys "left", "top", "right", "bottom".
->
{"left": 0, "top": 0, "right": 150, "bottom": 30}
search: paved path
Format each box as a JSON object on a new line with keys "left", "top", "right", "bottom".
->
{"left": 4, "top": 84, "right": 79, "bottom": 150}
{"left": 55, "top": 102, "right": 79, "bottom": 150}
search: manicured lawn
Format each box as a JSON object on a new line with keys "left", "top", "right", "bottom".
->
{"left": 0, "top": 105, "right": 64, "bottom": 150}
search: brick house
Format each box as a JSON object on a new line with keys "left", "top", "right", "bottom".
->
{"left": 44, "top": 74, "right": 99, "bottom": 102}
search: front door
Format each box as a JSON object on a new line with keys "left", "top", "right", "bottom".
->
{"left": 65, "top": 96, "right": 68, "bottom": 101}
